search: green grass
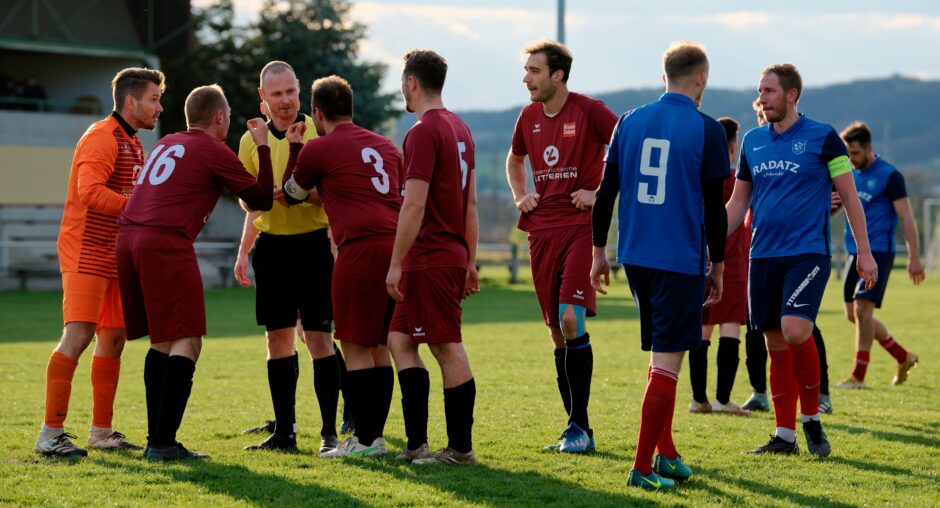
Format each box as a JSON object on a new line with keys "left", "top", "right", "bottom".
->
{"left": 1, "top": 267, "right": 938, "bottom": 507}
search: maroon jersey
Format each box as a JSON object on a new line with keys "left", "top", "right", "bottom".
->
{"left": 723, "top": 167, "right": 748, "bottom": 282}
{"left": 402, "top": 108, "right": 474, "bottom": 271}
{"left": 292, "top": 123, "right": 402, "bottom": 248}
{"left": 120, "top": 130, "right": 260, "bottom": 241}
{"left": 511, "top": 92, "right": 617, "bottom": 232}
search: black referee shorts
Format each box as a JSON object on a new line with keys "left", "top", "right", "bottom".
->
{"left": 252, "top": 229, "right": 333, "bottom": 332}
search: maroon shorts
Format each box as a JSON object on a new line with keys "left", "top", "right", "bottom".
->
{"left": 117, "top": 225, "right": 206, "bottom": 344}
{"left": 389, "top": 267, "right": 466, "bottom": 344}
{"left": 528, "top": 225, "right": 596, "bottom": 327}
{"left": 702, "top": 279, "right": 747, "bottom": 325}
{"left": 333, "top": 237, "right": 396, "bottom": 347}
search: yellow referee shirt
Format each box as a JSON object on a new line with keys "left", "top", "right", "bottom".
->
{"left": 238, "top": 114, "right": 328, "bottom": 234}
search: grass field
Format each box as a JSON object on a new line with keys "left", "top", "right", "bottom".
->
{"left": 1, "top": 267, "right": 938, "bottom": 507}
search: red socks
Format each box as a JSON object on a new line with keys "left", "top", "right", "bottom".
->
{"left": 632, "top": 367, "right": 678, "bottom": 474}
{"left": 789, "top": 336, "right": 821, "bottom": 417}
{"left": 91, "top": 356, "right": 121, "bottom": 428}
{"left": 44, "top": 352, "right": 78, "bottom": 428}
{"left": 878, "top": 335, "right": 908, "bottom": 364}
{"left": 852, "top": 351, "right": 870, "bottom": 381}
{"left": 768, "top": 349, "right": 797, "bottom": 430}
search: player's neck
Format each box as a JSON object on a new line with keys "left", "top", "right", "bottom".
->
{"left": 114, "top": 108, "right": 139, "bottom": 131}
{"left": 323, "top": 119, "right": 353, "bottom": 135}
{"left": 541, "top": 88, "right": 569, "bottom": 117}
{"left": 414, "top": 96, "right": 445, "bottom": 120}
{"left": 772, "top": 109, "right": 800, "bottom": 134}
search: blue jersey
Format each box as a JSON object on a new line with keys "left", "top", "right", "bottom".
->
{"left": 604, "top": 93, "right": 729, "bottom": 276}
{"left": 845, "top": 157, "right": 906, "bottom": 254}
{"left": 738, "top": 114, "right": 851, "bottom": 259}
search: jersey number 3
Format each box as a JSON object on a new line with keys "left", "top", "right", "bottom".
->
{"left": 362, "top": 147, "right": 389, "bottom": 194}
{"left": 637, "top": 138, "right": 669, "bottom": 205}
{"left": 137, "top": 144, "right": 185, "bottom": 186}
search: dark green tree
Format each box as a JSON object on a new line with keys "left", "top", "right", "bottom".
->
{"left": 159, "top": 0, "right": 398, "bottom": 148}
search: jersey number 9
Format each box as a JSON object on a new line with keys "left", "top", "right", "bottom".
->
{"left": 637, "top": 138, "right": 669, "bottom": 205}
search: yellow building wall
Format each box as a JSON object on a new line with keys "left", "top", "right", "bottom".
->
{"left": 0, "top": 145, "right": 74, "bottom": 205}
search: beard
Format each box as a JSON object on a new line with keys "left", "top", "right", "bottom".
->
{"left": 530, "top": 81, "right": 556, "bottom": 103}
{"left": 761, "top": 99, "right": 787, "bottom": 123}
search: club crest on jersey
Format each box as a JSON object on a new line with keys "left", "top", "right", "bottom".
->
{"left": 543, "top": 145, "right": 560, "bottom": 167}
{"left": 867, "top": 179, "right": 876, "bottom": 190}
{"left": 563, "top": 122, "right": 576, "bottom": 138}
{"left": 791, "top": 140, "right": 807, "bottom": 155}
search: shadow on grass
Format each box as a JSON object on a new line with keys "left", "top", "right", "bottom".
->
{"left": 826, "top": 421, "right": 940, "bottom": 449}
{"left": 692, "top": 465, "right": 857, "bottom": 508}
{"left": 95, "top": 455, "right": 368, "bottom": 507}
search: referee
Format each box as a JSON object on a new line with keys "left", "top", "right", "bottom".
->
{"left": 233, "top": 61, "right": 344, "bottom": 453}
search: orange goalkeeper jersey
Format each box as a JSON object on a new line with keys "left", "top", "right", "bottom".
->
{"left": 58, "top": 114, "right": 143, "bottom": 278}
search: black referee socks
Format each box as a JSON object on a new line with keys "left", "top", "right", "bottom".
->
{"left": 312, "top": 355, "right": 340, "bottom": 438}
{"left": 268, "top": 355, "right": 297, "bottom": 436}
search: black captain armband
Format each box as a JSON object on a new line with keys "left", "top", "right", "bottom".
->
{"left": 283, "top": 176, "right": 309, "bottom": 206}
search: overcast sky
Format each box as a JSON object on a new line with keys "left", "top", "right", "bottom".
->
{"left": 207, "top": 0, "right": 940, "bottom": 111}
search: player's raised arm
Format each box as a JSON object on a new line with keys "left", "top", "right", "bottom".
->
{"left": 236, "top": 118, "right": 274, "bottom": 212}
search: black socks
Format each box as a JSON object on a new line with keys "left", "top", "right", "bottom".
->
{"left": 813, "top": 326, "right": 829, "bottom": 396}
{"left": 267, "top": 354, "right": 297, "bottom": 436}
{"left": 744, "top": 328, "right": 767, "bottom": 394}
{"left": 345, "top": 366, "right": 394, "bottom": 445}
{"left": 144, "top": 348, "right": 169, "bottom": 446}
{"left": 715, "top": 337, "right": 741, "bottom": 405}
{"left": 443, "top": 379, "right": 476, "bottom": 454}
{"left": 152, "top": 355, "right": 196, "bottom": 447}
{"left": 564, "top": 333, "right": 592, "bottom": 431}
{"left": 689, "top": 340, "right": 710, "bottom": 404}
{"left": 553, "top": 348, "right": 571, "bottom": 417}
{"left": 312, "top": 355, "right": 340, "bottom": 437}
{"left": 398, "top": 367, "right": 429, "bottom": 450}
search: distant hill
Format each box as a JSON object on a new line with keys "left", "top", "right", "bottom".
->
{"left": 395, "top": 75, "right": 940, "bottom": 168}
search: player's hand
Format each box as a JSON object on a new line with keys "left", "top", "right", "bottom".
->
{"left": 571, "top": 189, "right": 596, "bottom": 211}
{"left": 856, "top": 251, "right": 878, "bottom": 290}
{"left": 273, "top": 187, "right": 287, "bottom": 207}
{"left": 463, "top": 265, "right": 480, "bottom": 299}
{"left": 308, "top": 189, "right": 322, "bottom": 206}
{"left": 247, "top": 118, "right": 268, "bottom": 146}
{"left": 590, "top": 250, "right": 610, "bottom": 295}
{"left": 704, "top": 261, "right": 724, "bottom": 307}
{"left": 830, "top": 191, "right": 843, "bottom": 213}
{"left": 386, "top": 264, "right": 404, "bottom": 302}
{"left": 234, "top": 253, "right": 251, "bottom": 288}
{"left": 286, "top": 121, "right": 306, "bottom": 144}
{"left": 514, "top": 192, "right": 540, "bottom": 213}
{"left": 908, "top": 257, "right": 926, "bottom": 285}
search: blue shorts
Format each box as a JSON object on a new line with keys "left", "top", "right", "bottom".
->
{"left": 842, "top": 252, "right": 894, "bottom": 308}
{"left": 748, "top": 254, "right": 831, "bottom": 332}
{"left": 624, "top": 265, "right": 704, "bottom": 353}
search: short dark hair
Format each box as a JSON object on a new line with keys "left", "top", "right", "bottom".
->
{"left": 762, "top": 63, "right": 803, "bottom": 101}
{"left": 523, "top": 39, "right": 573, "bottom": 82}
{"left": 717, "top": 117, "right": 740, "bottom": 147}
{"left": 112, "top": 67, "right": 165, "bottom": 108}
{"left": 184, "top": 84, "right": 227, "bottom": 127}
{"left": 403, "top": 50, "right": 448, "bottom": 93}
{"left": 311, "top": 75, "right": 353, "bottom": 120}
{"left": 841, "top": 121, "right": 872, "bottom": 147}
{"left": 662, "top": 41, "right": 708, "bottom": 83}
{"left": 260, "top": 60, "right": 296, "bottom": 87}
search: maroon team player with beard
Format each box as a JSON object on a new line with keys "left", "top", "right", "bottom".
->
{"left": 117, "top": 85, "right": 275, "bottom": 460}
{"left": 506, "top": 40, "right": 617, "bottom": 452}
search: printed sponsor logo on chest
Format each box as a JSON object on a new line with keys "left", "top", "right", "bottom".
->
{"left": 563, "top": 122, "right": 576, "bottom": 138}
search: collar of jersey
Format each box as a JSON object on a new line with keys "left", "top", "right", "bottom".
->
{"left": 110, "top": 111, "right": 137, "bottom": 138}
{"left": 768, "top": 112, "right": 806, "bottom": 142}
{"left": 267, "top": 113, "right": 306, "bottom": 140}
{"left": 658, "top": 92, "right": 696, "bottom": 108}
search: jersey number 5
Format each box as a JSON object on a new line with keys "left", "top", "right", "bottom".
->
{"left": 457, "top": 141, "right": 468, "bottom": 189}
{"left": 137, "top": 144, "right": 185, "bottom": 186}
{"left": 362, "top": 147, "right": 389, "bottom": 194}
{"left": 637, "top": 138, "right": 669, "bottom": 205}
